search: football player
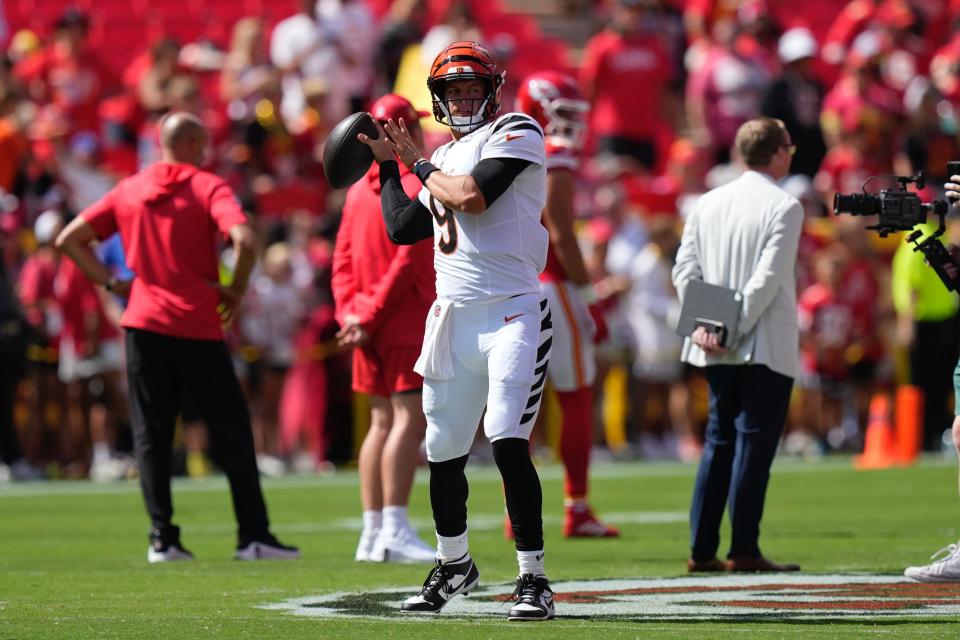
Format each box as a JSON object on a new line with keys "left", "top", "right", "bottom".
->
{"left": 515, "top": 71, "right": 618, "bottom": 538}
{"left": 358, "top": 41, "right": 555, "bottom": 620}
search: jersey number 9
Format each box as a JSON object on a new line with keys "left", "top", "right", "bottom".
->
{"left": 429, "top": 196, "right": 458, "bottom": 255}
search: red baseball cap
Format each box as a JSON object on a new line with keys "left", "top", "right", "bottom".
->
{"left": 370, "top": 94, "right": 429, "bottom": 124}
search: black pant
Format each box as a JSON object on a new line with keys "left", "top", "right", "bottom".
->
{"left": 0, "top": 363, "right": 21, "bottom": 465}
{"left": 909, "top": 318, "right": 959, "bottom": 451}
{"left": 0, "top": 325, "right": 26, "bottom": 465}
{"left": 689, "top": 364, "right": 793, "bottom": 561}
{"left": 596, "top": 135, "right": 657, "bottom": 170}
{"left": 125, "top": 328, "right": 269, "bottom": 540}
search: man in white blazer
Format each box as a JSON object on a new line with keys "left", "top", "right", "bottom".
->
{"left": 672, "top": 117, "right": 803, "bottom": 573}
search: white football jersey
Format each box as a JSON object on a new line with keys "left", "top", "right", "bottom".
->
{"left": 418, "top": 112, "right": 549, "bottom": 304}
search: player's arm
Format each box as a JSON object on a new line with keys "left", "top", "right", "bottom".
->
{"left": 378, "top": 160, "right": 434, "bottom": 244}
{"left": 542, "top": 169, "right": 590, "bottom": 286}
{"left": 56, "top": 192, "right": 132, "bottom": 298}
{"left": 382, "top": 118, "right": 533, "bottom": 215}
{"left": 358, "top": 121, "right": 434, "bottom": 244}
{"left": 331, "top": 206, "right": 359, "bottom": 324}
{"left": 55, "top": 218, "right": 118, "bottom": 294}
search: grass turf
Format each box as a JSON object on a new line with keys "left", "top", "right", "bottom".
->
{"left": 2, "top": 456, "right": 960, "bottom": 638}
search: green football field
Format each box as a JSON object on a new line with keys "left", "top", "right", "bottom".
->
{"left": 4, "top": 457, "right": 960, "bottom": 639}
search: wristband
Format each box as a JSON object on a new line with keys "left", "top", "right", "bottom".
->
{"left": 412, "top": 158, "right": 439, "bottom": 185}
{"left": 577, "top": 284, "right": 598, "bottom": 306}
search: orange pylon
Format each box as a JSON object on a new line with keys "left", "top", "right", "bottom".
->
{"left": 894, "top": 385, "right": 924, "bottom": 465}
{"left": 854, "top": 393, "right": 898, "bottom": 470}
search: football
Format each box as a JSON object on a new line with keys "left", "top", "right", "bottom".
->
{"left": 322, "top": 112, "right": 378, "bottom": 189}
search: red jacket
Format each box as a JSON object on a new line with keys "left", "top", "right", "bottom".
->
{"left": 332, "top": 162, "right": 434, "bottom": 350}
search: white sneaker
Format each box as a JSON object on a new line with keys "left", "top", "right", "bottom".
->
{"left": 147, "top": 543, "right": 195, "bottom": 563}
{"left": 90, "top": 456, "right": 133, "bottom": 482}
{"left": 9, "top": 458, "right": 45, "bottom": 481}
{"left": 355, "top": 528, "right": 380, "bottom": 562}
{"left": 256, "top": 454, "right": 287, "bottom": 478}
{"left": 370, "top": 526, "right": 436, "bottom": 563}
{"left": 905, "top": 541, "right": 960, "bottom": 582}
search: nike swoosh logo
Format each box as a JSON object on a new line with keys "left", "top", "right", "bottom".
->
{"left": 444, "top": 572, "right": 468, "bottom": 595}
{"left": 505, "top": 133, "right": 523, "bottom": 141}
{"left": 504, "top": 313, "right": 524, "bottom": 323}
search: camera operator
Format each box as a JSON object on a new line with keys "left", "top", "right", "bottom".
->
{"left": 891, "top": 217, "right": 959, "bottom": 453}
{"left": 903, "top": 177, "right": 960, "bottom": 582}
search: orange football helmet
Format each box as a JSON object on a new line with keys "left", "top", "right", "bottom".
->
{"left": 427, "top": 41, "right": 504, "bottom": 133}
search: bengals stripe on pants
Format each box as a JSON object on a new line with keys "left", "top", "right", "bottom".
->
{"left": 519, "top": 298, "right": 553, "bottom": 428}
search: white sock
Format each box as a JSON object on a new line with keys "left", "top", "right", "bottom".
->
{"left": 436, "top": 530, "right": 469, "bottom": 563}
{"left": 518, "top": 549, "right": 545, "bottom": 577}
{"left": 564, "top": 498, "right": 588, "bottom": 511}
{"left": 362, "top": 510, "right": 382, "bottom": 537}
{"left": 92, "top": 443, "right": 111, "bottom": 464}
{"left": 382, "top": 505, "right": 410, "bottom": 534}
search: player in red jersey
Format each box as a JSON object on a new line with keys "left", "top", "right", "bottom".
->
{"left": 516, "top": 71, "right": 618, "bottom": 538}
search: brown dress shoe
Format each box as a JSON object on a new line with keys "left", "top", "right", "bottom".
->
{"left": 687, "top": 557, "right": 727, "bottom": 572}
{"left": 726, "top": 555, "right": 801, "bottom": 572}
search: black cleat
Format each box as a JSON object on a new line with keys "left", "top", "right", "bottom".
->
{"left": 147, "top": 526, "right": 194, "bottom": 563}
{"left": 508, "top": 574, "right": 555, "bottom": 621}
{"left": 400, "top": 553, "right": 480, "bottom": 613}
{"left": 235, "top": 533, "right": 301, "bottom": 560}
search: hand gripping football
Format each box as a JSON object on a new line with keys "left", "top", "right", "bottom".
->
{"left": 322, "top": 112, "right": 378, "bottom": 189}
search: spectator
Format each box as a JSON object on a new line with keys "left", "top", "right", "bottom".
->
{"left": 420, "top": 2, "right": 483, "bottom": 66}
{"left": 797, "top": 247, "right": 855, "bottom": 452}
{"left": 0, "top": 214, "right": 44, "bottom": 481}
{"left": 761, "top": 28, "right": 827, "bottom": 178}
{"left": 0, "top": 86, "right": 29, "bottom": 194}
{"left": 624, "top": 216, "right": 697, "bottom": 460}
{"left": 55, "top": 112, "right": 299, "bottom": 562}
{"left": 17, "top": 211, "right": 66, "bottom": 472}
{"left": 820, "top": 31, "right": 901, "bottom": 150}
{"left": 580, "top": 0, "right": 671, "bottom": 171}
{"left": 133, "top": 38, "right": 185, "bottom": 114}
{"left": 895, "top": 80, "right": 960, "bottom": 196}
{"left": 241, "top": 242, "right": 307, "bottom": 476}
{"left": 673, "top": 117, "right": 802, "bottom": 573}
{"left": 318, "top": 0, "right": 378, "bottom": 113}
{"left": 221, "top": 18, "right": 276, "bottom": 116}
{"left": 686, "top": 15, "right": 772, "bottom": 164}
{"left": 271, "top": 0, "right": 348, "bottom": 127}
{"left": 14, "top": 9, "right": 111, "bottom": 137}
{"left": 375, "top": 0, "right": 428, "bottom": 89}
{"left": 835, "top": 218, "right": 886, "bottom": 444}
{"left": 52, "top": 227, "right": 128, "bottom": 481}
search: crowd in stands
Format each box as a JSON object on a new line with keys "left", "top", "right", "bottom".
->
{"left": 1, "top": 0, "right": 960, "bottom": 481}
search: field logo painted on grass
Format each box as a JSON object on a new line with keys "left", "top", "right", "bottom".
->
{"left": 263, "top": 574, "right": 960, "bottom": 620}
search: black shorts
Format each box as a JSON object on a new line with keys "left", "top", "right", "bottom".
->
{"left": 596, "top": 136, "right": 657, "bottom": 170}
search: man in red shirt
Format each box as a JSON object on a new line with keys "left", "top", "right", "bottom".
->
{"left": 333, "top": 94, "right": 436, "bottom": 563}
{"left": 55, "top": 112, "right": 298, "bottom": 563}
{"left": 579, "top": 0, "right": 671, "bottom": 171}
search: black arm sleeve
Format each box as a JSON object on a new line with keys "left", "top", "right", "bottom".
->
{"left": 379, "top": 160, "right": 433, "bottom": 245}
{"left": 470, "top": 157, "right": 533, "bottom": 208}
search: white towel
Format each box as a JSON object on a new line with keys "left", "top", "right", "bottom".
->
{"left": 414, "top": 299, "right": 454, "bottom": 380}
